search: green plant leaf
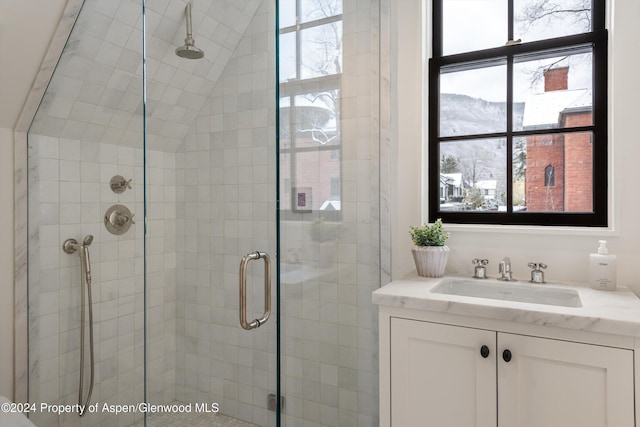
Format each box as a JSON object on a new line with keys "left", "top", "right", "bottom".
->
{"left": 409, "top": 218, "right": 449, "bottom": 246}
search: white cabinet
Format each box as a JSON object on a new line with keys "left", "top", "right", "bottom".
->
{"left": 390, "top": 319, "right": 497, "bottom": 427}
{"left": 388, "top": 317, "right": 634, "bottom": 427}
{"left": 498, "top": 332, "right": 634, "bottom": 427}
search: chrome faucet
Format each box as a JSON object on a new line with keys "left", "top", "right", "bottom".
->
{"left": 498, "top": 257, "right": 514, "bottom": 281}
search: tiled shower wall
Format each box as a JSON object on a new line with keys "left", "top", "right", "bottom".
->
{"left": 28, "top": 134, "right": 177, "bottom": 427}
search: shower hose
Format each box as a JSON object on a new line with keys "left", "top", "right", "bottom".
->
{"left": 78, "top": 241, "right": 95, "bottom": 417}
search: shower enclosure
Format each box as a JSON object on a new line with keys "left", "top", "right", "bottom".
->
{"left": 21, "top": 0, "right": 380, "bottom": 425}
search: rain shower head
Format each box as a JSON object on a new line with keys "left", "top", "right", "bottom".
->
{"left": 175, "top": 3, "right": 204, "bottom": 59}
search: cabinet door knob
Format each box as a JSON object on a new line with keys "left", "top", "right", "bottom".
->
{"left": 502, "top": 349, "right": 512, "bottom": 362}
{"left": 480, "top": 345, "right": 490, "bottom": 358}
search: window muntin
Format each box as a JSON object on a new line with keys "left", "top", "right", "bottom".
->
{"left": 430, "top": 0, "right": 607, "bottom": 227}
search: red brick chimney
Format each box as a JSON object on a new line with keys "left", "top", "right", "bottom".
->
{"left": 544, "top": 67, "right": 569, "bottom": 92}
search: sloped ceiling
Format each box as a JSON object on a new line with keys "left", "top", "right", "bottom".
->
{"left": 30, "top": 0, "right": 262, "bottom": 152}
{"left": 0, "top": 0, "right": 67, "bottom": 129}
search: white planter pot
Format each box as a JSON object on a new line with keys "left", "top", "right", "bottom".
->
{"left": 411, "top": 245, "right": 450, "bottom": 278}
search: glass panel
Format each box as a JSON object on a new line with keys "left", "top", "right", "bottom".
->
{"left": 293, "top": 92, "right": 340, "bottom": 148}
{"left": 520, "top": 132, "right": 593, "bottom": 213}
{"left": 443, "top": 0, "right": 508, "bottom": 55}
{"left": 300, "top": 22, "right": 343, "bottom": 79}
{"left": 279, "top": 3, "right": 379, "bottom": 426}
{"left": 440, "top": 62, "right": 507, "bottom": 137}
{"left": 280, "top": 149, "right": 341, "bottom": 213}
{"left": 27, "top": 0, "right": 146, "bottom": 425}
{"left": 515, "top": 0, "right": 593, "bottom": 44}
{"left": 439, "top": 138, "right": 507, "bottom": 211}
{"left": 514, "top": 51, "right": 593, "bottom": 131}
{"left": 300, "top": 0, "right": 343, "bottom": 23}
{"left": 280, "top": 0, "right": 297, "bottom": 28}
{"left": 146, "top": 1, "right": 278, "bottom": 425}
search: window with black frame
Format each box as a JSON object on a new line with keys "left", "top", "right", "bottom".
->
{"left": 428, "top": 0, "right": 607, "bottom": 226}
{"left": 279, "top": 0, "right": 343, "bottom": 220}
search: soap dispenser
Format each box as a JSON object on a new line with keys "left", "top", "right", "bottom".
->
{"left": 589, "top": 240, "right": 617, "bottom": 291}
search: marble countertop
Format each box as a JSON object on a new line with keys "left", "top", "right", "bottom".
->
{"left": 373, "top": 275, "right": 640, "bottom": 337}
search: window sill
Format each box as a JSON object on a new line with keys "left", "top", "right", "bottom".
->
{"left": 444, "top": 222, "right": 619, "bottom": 237}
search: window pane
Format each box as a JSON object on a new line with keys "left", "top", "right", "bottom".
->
{"left": 279, "top": 0, "right": 296, "bottom": 28}
{"left": 515, "top": 51, "right": 592, "bottom": 131}
{"left": 293, "top": 92, "right": 339, "bottom": 148}
{"left": 515, "top": 0, "right": 593, "bottom": 44}
{"left": 440, "top": 63, "right": 507, "bottom": 137}
{"left": 279, "top": 32, "right": 297, "bottom": 82}
{"left": 520, "top": 131, "right": 593, "bottom": 213}
{"left": 443, "top": 0, "right": 507, "bottom": 55}
{"left": 284, "top": 150, "right": 341, "bottom": 212}
{"left": 300, "top": 0, "right": 342, "bottom": 23}
{"left": 280, "top": 97, "right": 293, "bottom": 148}
{"left": 300, "top": 22, "right": 343, "bottom": 79}
{"left": 439, "top": 138, "right": 506, "bottom": 211}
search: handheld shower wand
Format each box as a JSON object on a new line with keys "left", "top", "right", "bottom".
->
{"left": 62, "top": 235, "right": 95, "bottom": 416}
{"left": 81, "top": 235, "right": 93, "bottom": 285}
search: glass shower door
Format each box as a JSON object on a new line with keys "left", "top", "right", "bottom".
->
{"left": 143, "top": 1, "right": 279, "bottom": 426}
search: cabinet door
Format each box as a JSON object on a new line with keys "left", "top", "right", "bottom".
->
{"left": 390, "top": 318, "right": 497, "bottom": 427}
{"left": 498, "top": 333, "right": 634, "bottom": 427}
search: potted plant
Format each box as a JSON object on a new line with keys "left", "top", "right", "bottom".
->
{"left": 409, "top": 218, "right": 450, "bottom": 277}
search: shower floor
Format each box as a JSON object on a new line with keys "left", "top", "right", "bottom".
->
{"left": 132, "top": 411, "right": 260, "bottom": 427}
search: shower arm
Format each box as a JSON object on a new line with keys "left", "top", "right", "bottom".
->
{"left": 185, "top": 3, "right": 195, "bottom": 41}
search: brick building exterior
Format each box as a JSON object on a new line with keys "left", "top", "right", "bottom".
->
{"left": 524, "top": 67, "right": 593, "bottom": 212}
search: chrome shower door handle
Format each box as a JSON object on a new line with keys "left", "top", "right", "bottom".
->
{"left": 239, "top": 251, "right": 271, "bottom": 330}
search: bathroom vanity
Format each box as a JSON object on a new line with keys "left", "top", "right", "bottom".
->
{"left": 374, "top": 275, "right": 640, "bottom": 427}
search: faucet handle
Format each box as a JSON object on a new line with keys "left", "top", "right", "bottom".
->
{"left": 527, "top": 262, "right": 547, "bottom": 271}
{"left": 472, "top": 258, "right": 489, "bottom": 279}
{"left": 528, "top": 262, "right": 547, "bottom": 283}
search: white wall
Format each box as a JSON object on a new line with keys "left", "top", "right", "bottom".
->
{"left": 0, "top": 128, "right": 15, "bottom": 399}
{"left": 0, "top": 0, "right": 68, "bottom": 400}
{"left": 391, "top": 0, "right": 640, "bottom": 293}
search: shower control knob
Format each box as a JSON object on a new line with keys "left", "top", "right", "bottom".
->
{"left": 105, "top": 204, "right": 135, "bottom": 235}
{"left": 110, "top": 175, "right": 133, "bottom": 193}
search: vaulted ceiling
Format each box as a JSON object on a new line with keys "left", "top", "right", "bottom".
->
{"left": 29, "top": 0, "right": 263, "bottom": 152}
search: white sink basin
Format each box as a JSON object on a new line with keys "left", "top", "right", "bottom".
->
{"left": 430, "top": 278, "right": 582, "bottom": 308}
